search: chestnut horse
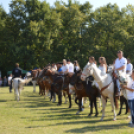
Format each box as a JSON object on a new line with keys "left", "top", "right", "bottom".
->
{"left": 69, "top": 70, "right": 101, "bottom": 116}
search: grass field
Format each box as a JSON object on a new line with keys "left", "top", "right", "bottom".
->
{"left": 0, "top": 86, "right": 133, "bottom": 134}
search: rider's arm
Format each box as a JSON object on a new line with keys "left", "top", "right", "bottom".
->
{"left": 125, "top": 87, "right": 134, "bottom": 92}
{"left": 115, "top": 65, "right": 125, "bottom": 71}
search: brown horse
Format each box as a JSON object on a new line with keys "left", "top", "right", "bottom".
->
{"left": 39, "top": 69, "right": 72, "bottom": 108}
{"left": 31, "top": 69, "right": 46, "bottom": 95}
{"left": 69, "top": 70, "right": 100, "bottom": 116}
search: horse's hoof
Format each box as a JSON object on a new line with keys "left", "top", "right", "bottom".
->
{"left": 113, "top": 118, "right": 116, "bottom": 121}
{"left": 100, "top": 119, "right": 103, "bottom": 121}
{"left": 95, "top": 114, "right": 98, "bottom": 117}
{"left": 117, "top": 113, "right": 121, "bottom": 116}
{"left": 69, "top": 105, "right": 71, "bottom": 108}
{"left": 88, "top": 114, "right": 92, "bottom": 117}
{"left": 76, "top": 111, "right": 80, "bottom": 115}
{"left": 128, "top": 116, "right": 131, "bottom": 119}
{"left": 82, "top": 106, "right": 84, "bottom": 108}
{"left": 57, "top": 103, "right": 61, "bottom": 106}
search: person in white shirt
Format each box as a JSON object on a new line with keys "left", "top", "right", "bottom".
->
{"left": 114, "top": 50, "right": 127, "bottom": 96}
{"left": 67, "top": 59, "right": 74, "bottom": 75}
{"left": 51, "top": 63, "right": 57, "bottom": 71}
{"left": 8, "top": 74, "right": 12, "bottom": 93}
{"left": 126, "top": 58, "right": 133, "bottom": 76}
{"left": 98, "top": 57, "right": 107, "bottom": 75}
{"left": 121, "top": 70, "right": 134, "bottom": 127}
{"left": 61, "top": 59, "right": 69, "bottom": 75}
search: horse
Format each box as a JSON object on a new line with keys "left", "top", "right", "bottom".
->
{"left": 38, "top": 69, "right": 70, "bottom": 105}
{"left": 116, "top": 70, "right": 132, "bottom": 123}
{"left": 107, "top": 65, "right": 130, "bottom": 115}
{"left": 81, "top": 63, "right": 118, "bottom": 121}
{"left": 51, "top": 73, "right": 72, "bottom": 108}
{"left": 69, "top": 70, "right": 101, "bottom": 116}
{"left": 12, "top": 72, "right": 32, "bottom": 101}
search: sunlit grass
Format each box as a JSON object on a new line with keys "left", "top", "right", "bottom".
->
{"left": 0, "top": 86, "right": 132, "bottom": 134}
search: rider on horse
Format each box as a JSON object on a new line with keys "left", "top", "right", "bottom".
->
{"left": 114, "top": 50, "right": 127, "bottom": 96}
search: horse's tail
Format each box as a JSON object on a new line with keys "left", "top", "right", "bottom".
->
{"left": 114, "top": 96, "right": 118, "bottom": 109}
{"left": 18, "top": 79, "right": 20, "bottom": 90}
{"left": 113, "top": 80, "right": 119, "bottom": 109}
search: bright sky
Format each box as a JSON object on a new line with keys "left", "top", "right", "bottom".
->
{"left": 1, "top": 0, "right": 134, "bottom": 13}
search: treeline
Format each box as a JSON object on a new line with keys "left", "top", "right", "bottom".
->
{"left": 0, "top": 0, "right": 134, "bottom": 76}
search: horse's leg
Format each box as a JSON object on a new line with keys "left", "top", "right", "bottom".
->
{"left": 109, "top": 96, "right": 116, "bottom": 121}
{"left": 17, "top": 88, "right": 20, "bottom": 102}
{"left": 88, "top": 98, "right": 93, "bottom": 116}
{"left": 94, "top": 97, "right": 99, "bottom": 117}
{"left": 76, "top": 97, "right": 82, "bottom": 115}
{"left": 68, "top": 94, "right": 72, "bottom": 108}
{"left": 117, "top": 96, "right": 123, "bottom": 115}
{"left": 64, "top": 92, "right": 68, "bottom": 104}
{"left": 98, "top": 97, "right": 101, "bottom": 108}
{"left": 53, "top": 92, "right": 56, "bottom": 102}
{"left": 125, "top": 98, "right": 129, "bottom": 114}
{"left": 100, "top": 96, "right": 107, "bottom": 121}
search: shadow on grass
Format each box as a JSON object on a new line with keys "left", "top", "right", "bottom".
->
{"left": 65, "top": 123, "right": 128, "bottom": 133}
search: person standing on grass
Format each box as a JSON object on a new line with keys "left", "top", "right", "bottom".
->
{"left": 3, "top": 76, "right": 7, "bottom": 86}
{"left": 121, "top": 70, "right": 134, "bottom": 127}
{"left": 11, "top": 63, "right": 22, "bottom": 90}
{"left": 8, "top": 74, "right": 12, "bottom": 93}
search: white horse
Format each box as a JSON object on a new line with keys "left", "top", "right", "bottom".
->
{"left": 81, "top": 63, "right": 117, "bottom": 121}
{"left": 117, "top": 71, "right": 132, "bottom": 123}
{"left": 12, "top": 72, "right": 32, "bottom": 101}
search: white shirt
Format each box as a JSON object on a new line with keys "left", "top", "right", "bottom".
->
{"left": 8, "top": 76, "right": 12, "bottom": 84}
{"left": 99, "top": 65, "right": 106, "bottom": 73}
{"left": 61, "top": 64, "right": 69, "bottom": 73}
{"left": 126, "top": 63, "right": 133, "bottom": 76}
{"left": 74, "top": 66, "right": 80, "bottom": 71}
{"left": 68, "top": 63, "right": 74, "bottom": 73}
{"left": 114, "top": 57, "right": 127, "bottom": 73}
{"left": 127, "top": 78, "right": 134, "bottom": 100}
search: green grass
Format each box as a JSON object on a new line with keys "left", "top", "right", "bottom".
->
{"left": 0, "top": 86, "right": 133, "bottom": 134}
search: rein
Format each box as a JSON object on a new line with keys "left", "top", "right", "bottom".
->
{"left": 100, "top": 81, "right": 113, "bottom": 98}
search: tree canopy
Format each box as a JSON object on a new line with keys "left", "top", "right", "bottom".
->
{"left": 0, "top": 0, "right": 134, "bottom": 76}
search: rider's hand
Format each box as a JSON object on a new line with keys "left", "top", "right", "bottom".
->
{"left": 120, "top": 84, "right": 126, "bottom": 89}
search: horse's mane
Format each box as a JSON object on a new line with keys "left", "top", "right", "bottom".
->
{"left": 83, "top": 62, "right": 90, "bottom": 70}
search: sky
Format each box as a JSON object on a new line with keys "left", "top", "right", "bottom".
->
{"left": 1, "top": 0, "right": 134, "bottom": 13}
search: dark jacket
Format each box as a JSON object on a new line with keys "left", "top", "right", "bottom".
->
{"left": 12, "top": 67, "right": 22, "bottom": 78}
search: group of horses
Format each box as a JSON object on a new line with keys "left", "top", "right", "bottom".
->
{"left": 27, "top": 63, "right": 131, "bottom": 122}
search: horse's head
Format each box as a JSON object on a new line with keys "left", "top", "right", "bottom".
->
{"left": 107, "top": 64, "right": 114, "bottom": 74}
{"left": 70, "top": 70, "right": 81, "bottom": 85}
{"left": 81, "top": 63, "right": 94, "bottom": 81}
{"left": 31, "top": 69, "right": 39, "bottom": 80}
{"left": 117, "top": 71, "right": 128, "bottom": 84}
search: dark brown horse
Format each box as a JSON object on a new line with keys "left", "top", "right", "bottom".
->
{"left": 117, "top": 96, "right": 130, "bottom": 115}
{"left": 51, "top": 73, "right": 72, "bottom": 108}
{"left": 69, "top": 70, "right": 100, "bottom": 116}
